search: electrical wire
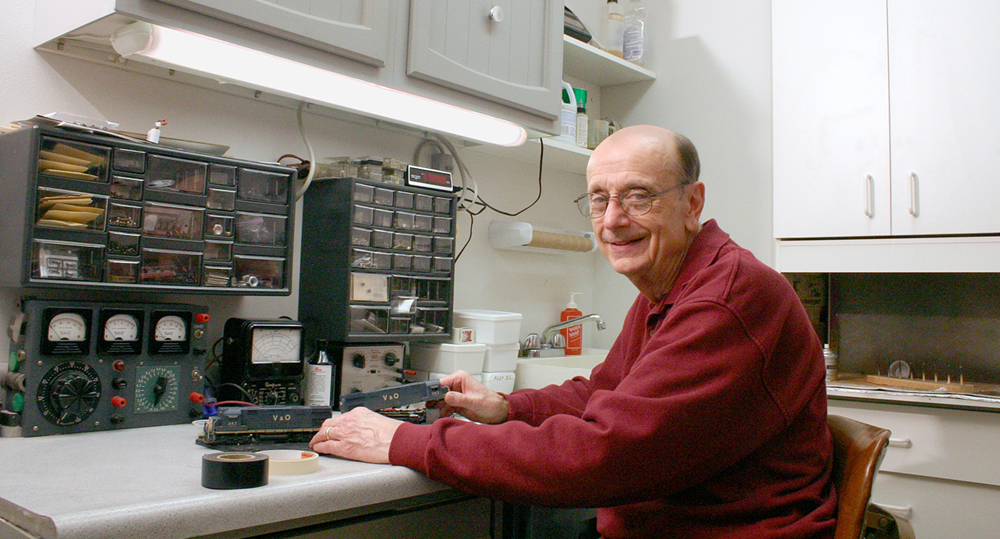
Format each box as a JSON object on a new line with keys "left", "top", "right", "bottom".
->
{"left": 294, "top": 101, "right": 316, "bottom": 201}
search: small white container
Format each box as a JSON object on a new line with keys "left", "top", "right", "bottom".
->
{"left": 453, "top": 309, "right": 522, "bottom": 345}
{"left": 481, "top": 372, "right": 516, "bottom": 393}
{"left": 482, "top": 342, "right": 520, "bottom": 372}
{"left": 410, "top": 370, "right": 481, "bottom": 383}
{"left": 410, "top": 342, "right": 486, "bottom": 374}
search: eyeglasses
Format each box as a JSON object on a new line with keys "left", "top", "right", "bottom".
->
{"left": 574, "top": 183, "right": 688, "bottom": 219}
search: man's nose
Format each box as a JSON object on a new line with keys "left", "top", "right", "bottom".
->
{"left": 601, "top": 197, "right": 631, "bottom": 227}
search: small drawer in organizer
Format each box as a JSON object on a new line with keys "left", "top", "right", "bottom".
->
{"left": 371, "top": 229, "right": 393, "bottom": 249}
{"left": 106, "top": 259, "right": 140, "bottom": 283}
{"left": 143, "top": 202, "right": 204, "bottom": 240}
{"left": 109, "top": 175, "right": 144, "bottom": 200}
{"left": 38, "top": 137, "right": 110, "bottom": 182}
{"left": 203, "top": 266, "right": 232, "bottom": 287}
{"left": 203, "top": 240, "right": 232, "bottom": 262}
{"left": 235, "top": 212, "right": 286, "bottom": 246}
{"left": 207, "top": 187, "right": 236, "bottom": 210}
{"left": 107, "top": 202, "right": 142, "bottom": 229}
{"left": 140, "top": 249, "right": 202, "bottom": 285}
{"left": 209, "top": 164, "right": 236, "bottom": 186}
{"left": 147, "top": 155, "right": 207, "bottom": 194}
{"left": 35, "top": 188, "right": 108, "bottom": 231}
{"left": 237, "top": 168, "right": 288, "bottom": 204}
{"left": 31, "top": 239, "right": 104, "bottom": 282}
{"left": 107, "top": 231, "right": 140, "bottom": 256}
{"left": 352, "top": 227, "right": 371, "bottom": 247}
{"left": 205, "top": 213, "right": 234, "bottom": 238}
{"left": 233, "top": 255, "right": 285, "bottom": 289}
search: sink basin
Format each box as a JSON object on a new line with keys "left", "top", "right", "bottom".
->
{"left": 514, "top": 349, "right": 609, "bottom": 390}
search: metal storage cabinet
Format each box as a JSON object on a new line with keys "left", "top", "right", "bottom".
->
{"left": 298, "top": 178, "right": 457, "bottom": 344}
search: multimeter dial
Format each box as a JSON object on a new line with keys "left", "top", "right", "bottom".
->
{"left": 48, "top": 312, "right": 87, "bottom": 342}
{"left": 251, "top": 327, "right": 302, "bottom": 364}
{"left": 134, "top": 365, "right": 180, "bottom": 413}
{"left": 154, "top": 315, "right": 186, "bottom": 341}
{"left": 37, "top": 361, "right": 101, "bottom": 425}
{"left": 104, "top": 313, "right": 139, "bottom": 341}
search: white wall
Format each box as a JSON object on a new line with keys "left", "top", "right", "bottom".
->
{"left": 0, "top": 0, "right": 773, "bottom": 356}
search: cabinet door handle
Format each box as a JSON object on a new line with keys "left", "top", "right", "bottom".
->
{"left": 888, "top": 437, "right": 912, "bottom": 448}
{"left": 873, "top": 503, "right": 914, "bottom": 518}
{"left": 489, "top": 6, "right": 504, "bottom": 22}
{"left": 864, "top": 174, "right": 875, "bottom": 218}
{"left": 909, "top": 172, "right": 920, "bottom": 217}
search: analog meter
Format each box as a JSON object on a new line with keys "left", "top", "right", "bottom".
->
{"left": 219, "top": 318, "right": 304, "bottom": 404}
{"left": 149, "top": 312, "right": 192, "bottom": 354}
{"left": 42, "top": 309, "right": 91, "bottom": 355}
{"left": 99, "top": 311, "right": 143, "bottom": 354}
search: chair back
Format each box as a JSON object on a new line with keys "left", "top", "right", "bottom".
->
{"left": 827, "top": 414, "right": 892, "bottom": 539}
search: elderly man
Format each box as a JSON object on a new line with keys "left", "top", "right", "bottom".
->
{"left": 311, "top": 125, "right": 837, "bottom": 538}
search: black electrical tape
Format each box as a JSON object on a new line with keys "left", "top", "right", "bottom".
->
{"left": 201, "top": 452, "right": 269, "bottom": 489}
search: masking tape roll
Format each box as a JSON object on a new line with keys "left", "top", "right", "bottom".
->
{"left": 201, "top": 452, "right": 269, "bottom": 489}
{"left": 258, "top": 450, "right": 320, "bottom": 475}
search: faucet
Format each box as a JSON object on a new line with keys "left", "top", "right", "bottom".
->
{"left": 521, "top": 314, "right": 606, "bottom": 357}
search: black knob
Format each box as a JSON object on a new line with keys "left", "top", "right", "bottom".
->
{"left": 110, "top": 415, "right": 125, "bottom": 424}
{"left": 112, "top": 378, "right": 128, "bottom": 390}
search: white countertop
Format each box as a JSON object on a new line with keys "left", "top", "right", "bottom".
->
{"left": 0, "top": 424, "right": 449, "bottom": 539}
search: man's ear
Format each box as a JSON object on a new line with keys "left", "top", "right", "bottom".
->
{"left": 684, "top": 181, "right": 706, "bottom": 231}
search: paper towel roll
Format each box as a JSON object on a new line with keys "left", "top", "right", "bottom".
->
{"left": 525, "top": 230, "right": 594, "bottom": 252}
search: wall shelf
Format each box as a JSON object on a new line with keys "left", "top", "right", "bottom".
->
{"left": 562, "top": 35, "right": 657, "bottom": 87}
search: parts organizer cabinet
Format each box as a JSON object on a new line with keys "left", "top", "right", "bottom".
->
{"left": 298, "top": 178, "right": 457, "bottom": 344}
{"left": 828, "top": 399, "right": 1000, "bottom": 539}
{"left": 0, "top": 125, "right": 295, "bottom": 294}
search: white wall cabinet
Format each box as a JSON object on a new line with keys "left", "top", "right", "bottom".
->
{"left": 773, "top": 0, "right": 1000, "bottom": 240}
{"left": 407, "top": 0, "right": 563, "bottom": 121}
{"left": 154, "top": 0, "right": 391, "bottom": 67}
{"left": 828, "top": 400, "right": 1000, "bottom": 539}
{"left": 33, "top": 0, "right": 563, "bottom": 138}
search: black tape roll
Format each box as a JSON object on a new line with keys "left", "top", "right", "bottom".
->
{"left": 201, "top": 452, "right": 269, "bottom": 489}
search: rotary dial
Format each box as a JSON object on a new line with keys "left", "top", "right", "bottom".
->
{"left": 134, "top": 365, "right": 180, "bottom": 413}
{"left": 37, "top": 361, "right": 101, "bottom": 425}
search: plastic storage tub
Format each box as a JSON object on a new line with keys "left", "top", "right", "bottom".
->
{"left": 409, "top": 342, "right": 486, "bottom": 374}
{"left": 480, "top": 371, "right": 516, "bottom": 393}
{"left": 453, "top": 309, "right": 522, "bottom": 345}
{"left": 482, "top": 342, "right": 520, "bottom": 372}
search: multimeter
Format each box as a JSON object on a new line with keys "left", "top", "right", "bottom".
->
{"left": 218, "top": 318, "right": 304, "bottom": 405}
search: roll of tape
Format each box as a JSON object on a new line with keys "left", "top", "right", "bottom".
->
{"left": 201, "top": 452, "right": 269, "bottom": 489}
{"left": 258, "top": 450, "right": 320, "bottom": 475}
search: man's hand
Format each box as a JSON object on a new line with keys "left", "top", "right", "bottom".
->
{"left": 309, "top": 408, "right": 402, "bottom": 464}
{"left": 432, "top": 370, "right": 510, "bottom": 424}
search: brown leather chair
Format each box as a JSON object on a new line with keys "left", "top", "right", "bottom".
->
{"left": 827, "top": 414, "right": 915, "bottom": 539}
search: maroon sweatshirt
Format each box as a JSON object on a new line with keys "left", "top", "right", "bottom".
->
{"left": 391, "top": 220, "right": 837, "bottom": 538}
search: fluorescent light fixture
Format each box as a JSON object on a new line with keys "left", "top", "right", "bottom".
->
{"left": 110, "top": 22, "right": 528, "bottom": 147}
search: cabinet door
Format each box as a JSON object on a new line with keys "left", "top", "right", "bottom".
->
{"left": 772, "top": 0, "right": 891, "bottom": 238}
{"left": 155, "top": 0, "right": 390, "bottom": 67}
{"left": 871, "top": 472, "right": 1000, "bottom": 539}
{"left": 887, "top": 0, "right": 1000, "bottom": 235}
{"left": 407, "top": 0, "right": 562, "bottom": 120}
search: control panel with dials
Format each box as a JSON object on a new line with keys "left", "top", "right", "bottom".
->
{"left": 329, "top": 343, "right": 407, "bottom": 411}
{"left": 4, "top": 299, "right": 209, "bottom": 437}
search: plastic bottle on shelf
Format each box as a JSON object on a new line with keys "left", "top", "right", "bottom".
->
{"left": 603, "top": 0, "right": 625, "bottom": 58}
{"left": 561, "top": 292, "right": 583, "bottom": 355}
{"left": 623, "top": 0, "right": 647, "bottom": 65}
{"left": 574, "top": 88, "right": 589, "bottom": 149}
{"left": 555, "top": 81, "right": 577, "bottom": 145}
{"left": 823, "top": 344, "right": 838, "bottom": 382}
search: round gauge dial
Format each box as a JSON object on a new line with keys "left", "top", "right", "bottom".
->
{"left": 251, "top": 328, "right": 302, "bottom": 364}
{"left": 134, "top": 365, "right": 180, "bottom": 413}
{"left": 47, "top": 312, "right": 87, "bottom": 342}
{"left": 37, "top": 361, "right": 101, "bottom": 425}
{"left": 104, "top": 313, "right": 139, "bottom": 342}
{"left": 888, "top": 360, "right": 911, "bottom": 379}
{"left": 154, "top": 315, "right": 187, "bottom": 342}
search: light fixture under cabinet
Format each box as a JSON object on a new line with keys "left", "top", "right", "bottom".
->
{"left": 109, "top": 22, "right": 528, "bottom": 147}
